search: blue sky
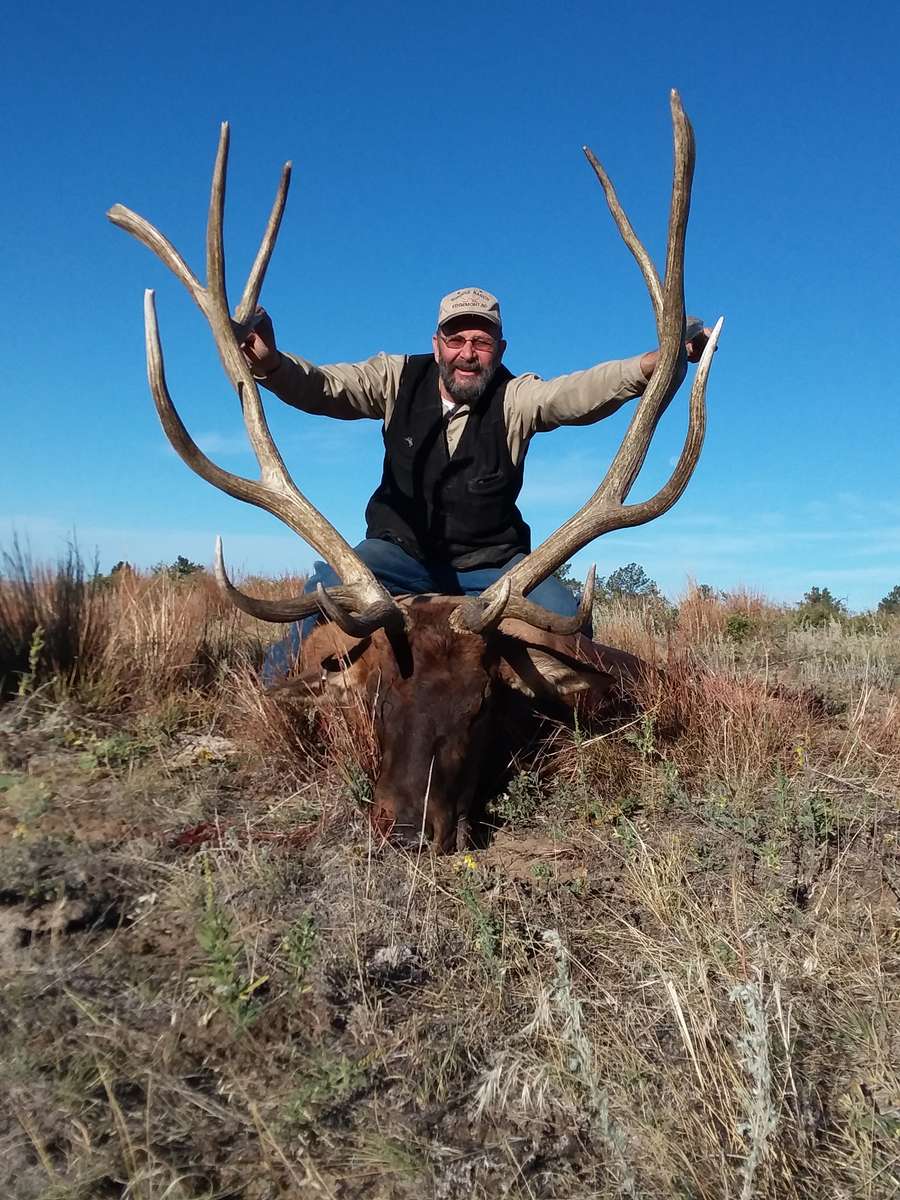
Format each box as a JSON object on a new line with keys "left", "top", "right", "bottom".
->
{"left": 3, "top": 0, "right": 898, "bottom": 610}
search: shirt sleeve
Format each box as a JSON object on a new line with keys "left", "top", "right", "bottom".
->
{"left": 502, "top": 354, "right": 648, "bottom": 464}
{"left": 255, "top": 351, "right": 407, "bottom": 422}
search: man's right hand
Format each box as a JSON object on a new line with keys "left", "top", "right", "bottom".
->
{"left": 234, "top": 307, "right": 281, "bottom": 376}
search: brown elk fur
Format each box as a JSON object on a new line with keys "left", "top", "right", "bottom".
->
{"left": 291, "top": 597, "right": 645, "bottom": 851}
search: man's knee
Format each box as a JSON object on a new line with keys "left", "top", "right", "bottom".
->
{"left": 304, "top": 560, "right": 339, "bottom": 594}
{"left": 351, "top": 538, "right": 434, "bottom": 595}
{"left": 525, "top": 574, "right": 579, "bottom": 618}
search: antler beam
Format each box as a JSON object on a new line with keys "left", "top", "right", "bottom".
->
{"left": 108, "top": 124, "right": 403, "bottom": 632}
{"left": 457, "top": 89, "right": 723, "bottom": 634}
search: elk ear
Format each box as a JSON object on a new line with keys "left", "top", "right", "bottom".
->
{"left": 497, "top": 642, "right": 609, "bottom": 701}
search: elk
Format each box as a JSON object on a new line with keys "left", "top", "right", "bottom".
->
{"left": 108, "top": 90, "right": 722, "bottom": 853}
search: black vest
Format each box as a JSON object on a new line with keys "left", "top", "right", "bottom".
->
{"left": 364, "top": 354, "right": 531, "bottom": 569}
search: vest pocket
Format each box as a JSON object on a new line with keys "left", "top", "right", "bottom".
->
{"left": 466, "top": 471, "right": 508, "bottom": 496}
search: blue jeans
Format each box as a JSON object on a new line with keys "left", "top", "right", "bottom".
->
{"left": 261, "top": 538, "right": 579, "bottom": 681}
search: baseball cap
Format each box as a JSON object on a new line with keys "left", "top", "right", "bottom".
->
{"left": 437, "top": 287, "right": 502, "bottom": 332}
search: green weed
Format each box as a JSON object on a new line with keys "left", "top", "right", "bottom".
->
{"left": 283, "top": 1052, "right": 369, "bottom": 1126}
{"left": 2, "top": 777, "right": 52, "bottom": 832}
{"left": 457, "top": 870, "right": 501, "bottom": 971}
{"left": 343, "top": 761, "right": 373, "bottom": 807}
{"left": 489, "top": 769, "right": 543, "bottom": 825}
{"left": 280, "top": 913, "right": 317, "bottom": 991}
{"left": 76, "top": 731, "right": 154, "bottom": 772}
{"left": 193, "top": 861, "right": 267, "bottom": 1029}
{"left": 18, "top": 624, "right": 46, "bottom": 697}
{"left": 624, "top": 710, "right": 657, "bottom": 759}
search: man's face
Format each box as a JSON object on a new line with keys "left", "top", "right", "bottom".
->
{"left": 432, "top": 316, "right": 506, "bottom": 404}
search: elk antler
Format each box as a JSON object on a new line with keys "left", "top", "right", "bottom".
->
{"left": 107, "top": 124, "right": 403, "bottom": 634}
{"left": 452, "top": 90, "right": 723, "bottom": 636}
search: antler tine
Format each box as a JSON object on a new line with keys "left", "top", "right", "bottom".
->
{"left": 207, "top": 123, "right": 231, "bottom": 318}
{"left": 315, "top": 584, "right": 407, "bottom": 638}
{"left": 582, "top": 147, "right": 663, "bottom": 326}
{"left": 623, "top": 315, "right": 722, "bottom": 526}
{"left": 499, "top": 565, "right": 596, "bottom": 634}
{"left": 200, "top": 125, "right": 294, "bottom": 487}
{"left": 449, "top": 578, "right": 512, "bottom": 634}
{"left": 144, "top": 289, "right": 279, "bottom": 505}
{"left": 213, "top": 537, "right": 358, "bottom": 622}
{"left": 450, "top": 569, "right": 597, "bottom": 637}
{"left": 236, "top": 162, "right": 292, "bottom": 324}
{"left": 106, "top": 204, "right": 205, "bottom": 311}
{"left": 461, "top": 90, "right": 718, "bottom": 628}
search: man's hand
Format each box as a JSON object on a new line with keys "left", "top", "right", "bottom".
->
{"left": 685, "top": 325, "right": 713, "bottom": 363}
{"left": 233, "top": 307, "right": 281, "bottom": 376}
{"left": 639, "top": 319, "right": 714, "bottom": 380}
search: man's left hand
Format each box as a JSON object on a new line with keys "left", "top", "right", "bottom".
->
{"left": 639, "top": 323, "right": 715, "bottom": 380}
{"left": 685, "top": 326, "right": 714, "bottom": 363}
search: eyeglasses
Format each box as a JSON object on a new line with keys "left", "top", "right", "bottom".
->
{"left": 439, "top": 333, "right": 498, "bottom": 353}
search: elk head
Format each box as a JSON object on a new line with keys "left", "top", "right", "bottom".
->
{"left": 108, "top": 90, "right": 722, "bottom": 852}
{"left": 288, "top": 595, "right": 644, "bottom": 852}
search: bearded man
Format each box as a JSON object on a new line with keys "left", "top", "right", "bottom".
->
{"left": 238, "top": 287, "right": 709, "bottom": 677}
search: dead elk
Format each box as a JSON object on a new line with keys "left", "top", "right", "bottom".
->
{"left": 108, "top": 90, "right": 722, "bottom": 853}
{"left": 277, "top": 595, "right": 646, "bottom": 851}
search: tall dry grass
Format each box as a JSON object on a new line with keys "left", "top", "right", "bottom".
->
{"left": 0, "top": 541, "right": 108, "bottom": 699}
{"left": 0, "top": 545, "right": 306, "bottom": 715}
{"left": 3, "top": 549, "right": 897, "bottom": 796}
{"left": 575, "top": 581, "right": 900, "bottom": 813}
{"left": 676, "top": 581, "right": 786, "bottom": 642}
{"left": 227, "top": 661, "right": 381, "bottom": 833}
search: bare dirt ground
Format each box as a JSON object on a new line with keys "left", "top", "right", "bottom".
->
{"left": 1, "top": 600, "right": 899, "bottom": 1198}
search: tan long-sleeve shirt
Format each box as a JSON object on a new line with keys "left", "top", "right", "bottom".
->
{"left": 259, "top": 351, "right": 648, "bottom": 463}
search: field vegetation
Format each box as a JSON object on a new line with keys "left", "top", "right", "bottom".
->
{"left": 1, "top": 546, "right": 898, "bottom": 1198}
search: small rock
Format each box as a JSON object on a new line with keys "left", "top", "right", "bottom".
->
{"left": 365, "top": 943, "right": 427, "bottom": 991}
{"left": 171, "top": 734, "right": 238, "bottom": 768}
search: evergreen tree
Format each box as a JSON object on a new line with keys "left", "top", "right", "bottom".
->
{"left": 599, "top": 562, "right": 659, "bottom": 599}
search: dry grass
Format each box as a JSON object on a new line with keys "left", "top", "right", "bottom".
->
{"left": 1, "top": 555, "right": 898, "bottom": 1199}
{"left": 0, "top": 546, "right": 306, "bottom": 715}
{"left": 676, "top": 581, "right": 785, "bottom": 643}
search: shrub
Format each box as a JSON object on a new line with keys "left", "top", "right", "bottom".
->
{"left": 152, "top": 555, "right": 206, "bottom": 580}
{"left": 725, "top": 613, "right": 755, "bottom": 643}
{"left": 878, "top": 584, "right": 900, "bottom": 616}
{"left": 795, "top": 586, "right": 847, "bottom": 627}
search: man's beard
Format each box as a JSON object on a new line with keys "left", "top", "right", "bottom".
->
{"left": 438, "top": 356, "right": 497, "bottom": 403}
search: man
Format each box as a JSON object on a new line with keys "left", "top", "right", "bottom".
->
{"left": 238, "top": 288, "right": 709, "bottom": 675}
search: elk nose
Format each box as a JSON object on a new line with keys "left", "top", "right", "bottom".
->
{"left": 391, "top": 827, "right": 427, "bottom": 850}
{"left": 372, "top": 806, "right": 432, "bottom": 848}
